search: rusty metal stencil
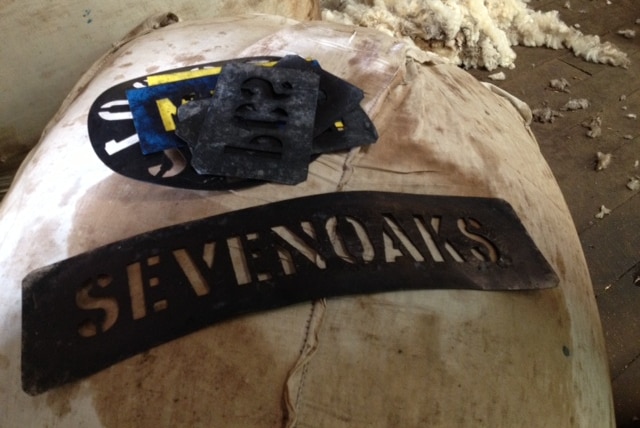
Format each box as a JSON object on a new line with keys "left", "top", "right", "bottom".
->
{"left": 22, "top": 192, "right": 557, "bottom": 395}
{"left": 274, "top": 55, "right": 364, "bottom": 136}
{"left": 189, "top": 63, "right": 320, "bottom": 184}
{"left": 88, "top": 55, "right": 378, "bottom": 189}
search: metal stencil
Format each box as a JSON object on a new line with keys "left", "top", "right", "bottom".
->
{"left": 22, "top": 192, "right": 557, "bottom": 395}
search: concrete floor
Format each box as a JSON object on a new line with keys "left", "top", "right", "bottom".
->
{"left": 1, "top": 0, "right": 638, "bottom": 425}
{"left": 470, "top": 0, "right": 640, "bottom": 425}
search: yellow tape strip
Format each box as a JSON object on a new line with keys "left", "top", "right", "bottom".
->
{"left": 147, "top": 67, "right": 222, "bottom": 86}
{"left": 146, "top": 58, "right": 288, "bottom": 86}
{"left": 148, "top": 59, "right": 316, "bottom": 133}
{"left": 155, "top": 98, "right": 178, "bottom": 131}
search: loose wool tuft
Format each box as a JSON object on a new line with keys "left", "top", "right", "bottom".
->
{"left": 321, "top": 0, "right": 629, "bottom": 70}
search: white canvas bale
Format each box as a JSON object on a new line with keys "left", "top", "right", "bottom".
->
{"left": 0, "top": 14, "right": 614, "bottom": 427}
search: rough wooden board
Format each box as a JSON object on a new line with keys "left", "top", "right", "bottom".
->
{"left": 535, "top": 124, "right": 608, "bottom": 232}
{"left": 483, "top": 60, "right": 591, "bottom": 108}
{"left": 558, "top": 30, "right": 640, "bottom": 77}
{"left": 596, "top": 263, "right": 640, "bottom": 379}
{"left": 580, "top": 184, "right": 640, "bottom": 295}
{"left": 470, "top": 44, "right": 640, "bottom": 239}
{"left": 611, "top": 353, "right": 640, "bottom": 427}
{"left": 577, "top": 138, "right": 640, "bottom": 234}
{"left": 533, "top": 95, "right": 640, "bottom": 233}
{"left": 545, "top": 1, "right": 637, "bottom": 38}
{"left": 467, "top": 45, "right": 570, "bottom": 85}
{"left": 513, "top": 44, "right": 570, "bottom": 69}
{"left": 534, "top": 119, "right": 640, "bottom": 235}
{"left": 559, "top": 54, "right": 640, "bottom": 99}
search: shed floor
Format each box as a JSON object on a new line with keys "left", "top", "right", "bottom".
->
{"left": 469, "top": 1, "right": 640, "bottom": 425}
{"left": 1, "top": 1, "right": 638, "bottom": 425}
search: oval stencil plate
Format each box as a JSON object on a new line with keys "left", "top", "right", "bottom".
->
{"left": 87, "top": 55, "right": 373, "bottom": 189}
{"left": 87, "top": 57, "right": 279, "bottom": 190}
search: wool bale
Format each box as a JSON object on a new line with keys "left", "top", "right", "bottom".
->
{"left": 0, "top": 14, "right": 614, "bottom": 427}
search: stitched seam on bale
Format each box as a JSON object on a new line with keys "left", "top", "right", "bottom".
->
{"left": 283, "top": 299, "right": 326, "bottom": 427}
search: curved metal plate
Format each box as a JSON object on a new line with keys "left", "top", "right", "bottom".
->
{"left": 22, "top": 192, "right": 557, "bottom": 395}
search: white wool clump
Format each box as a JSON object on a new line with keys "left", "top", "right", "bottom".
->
{"left": 562, "top": 98, "right": 590, "bottom": 111}
{"left": 569, "top": 33, "right": 629, "bottom": 66}
{"left": 321, "top": 0, "right": 630, "bottom": 70}
{"left": 595, "top": 152, "right": 612, "bottom": 171}
{"left": 617, "top": 29, "right": 636, "bottom": 39}
{"left": 532, "top": 106, "right": 563, "bottom": 123}
{"left": 582, "top": 115, "right": 602, "bottom": 138}
{"left": 594, "top": 205, "right": 611, "bottom": 219}
{"left": 627, "top": 177, "right": 640, "bottom": 191}
{"left": 549, "top": 77, "right": 571, "bottom": 92}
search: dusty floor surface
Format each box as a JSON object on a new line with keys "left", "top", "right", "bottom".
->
{"left": 470, "top": 0, "right": 640, "bottom": 425}
{"left": 0, "top": 0, "right": 638, "bottom": 425}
